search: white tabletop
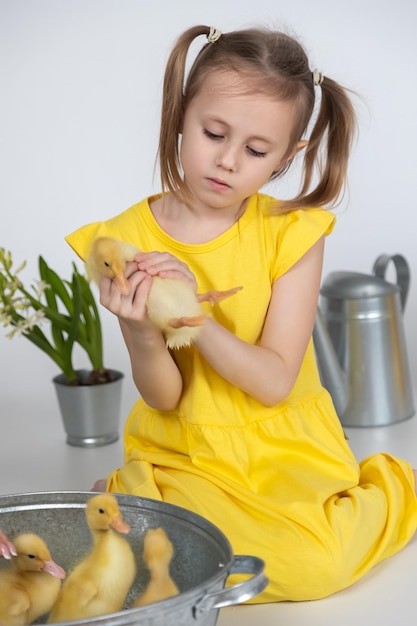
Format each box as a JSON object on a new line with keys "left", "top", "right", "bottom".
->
{"left": 2, "top": 393, "right": 417, "bottom": 626}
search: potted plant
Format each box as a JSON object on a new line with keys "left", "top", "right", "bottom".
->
{"left": 0, "top": 247, "right": 123, "bottom": 447}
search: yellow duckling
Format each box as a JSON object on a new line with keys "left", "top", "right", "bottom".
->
{"left": 0, "top": 533, "right": 65, "bottom": 626}
{"left": 86, "top": 236, "right": 242, "bottom": 349}
{"left": 133, "top": 527, "right": 179, "bottom": 607}
{"left": 48, "top": 494, "right": 136, "bottom": 623}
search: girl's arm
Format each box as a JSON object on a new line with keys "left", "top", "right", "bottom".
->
{"left": 119, "top": 318, "right": 183, "bottom": 410}
{"left": 99, "top": 263, "right": 183, "bottom": 411}
{"left": 100, "top": 239, "right": 324, "bottom": 409}
{"left": 193, "top": 237, "right": 325, "bottom": 406}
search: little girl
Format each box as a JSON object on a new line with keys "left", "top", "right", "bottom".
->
{"left": 30, "top": 25, "right": 417, "bottom": 601}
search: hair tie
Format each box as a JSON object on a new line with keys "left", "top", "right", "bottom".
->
{"left": 312, "top": 69, "right": 324, "bottom": 86}
{"left": 207, "top": 27, "right": 222, "bottom": 43}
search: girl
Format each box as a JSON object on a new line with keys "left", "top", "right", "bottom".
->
{"left": 60, "top": 25, "right": 417, "bottom": 600}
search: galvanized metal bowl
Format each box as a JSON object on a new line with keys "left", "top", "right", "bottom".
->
{"left": 0, "top": 491, "right": 268, "bottom": 626}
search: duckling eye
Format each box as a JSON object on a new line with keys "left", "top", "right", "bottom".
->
{"left": 104, "top": 262, "right": 110, "bottom": 268}
{"left": 99, "top": 508, "right": 105, "bottom": 514}
{"left": 27, "top": 554, "right": 35, "bottom": 559}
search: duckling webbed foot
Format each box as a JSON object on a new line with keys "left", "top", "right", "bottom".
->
{"left": 197, "top": 286, "right": 243, "bottom": 306}
{"left": 168, "top": 315, "right": 207, "bottom": 329}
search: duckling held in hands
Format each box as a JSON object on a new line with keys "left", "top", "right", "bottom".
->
{"left": 0, "top": 533, "right": 65, "bottom": 626}
{"left": 48, "top": 494, "right": 136, "bottom": 623}
{"left": 86, "top": 236, "right": 242, "bottom": 349}
{"left": 133, "top": 528, "right": 178, "bottom": 607}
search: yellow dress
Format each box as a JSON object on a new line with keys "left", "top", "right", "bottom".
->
{"left": 66, "top": 193, "right": 417, "bottom": 602}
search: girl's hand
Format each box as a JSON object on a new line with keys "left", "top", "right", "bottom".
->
{"left": 91, "top": 479, "right": 107, "bottom": 492}
{"left": 98, "top": 261, "right": 154, "bottom": 323}
{"left": 0, "top": 528, "right": 16, "bottom": 559}
{"left": 98, "top": 251, "right": 185, "bottom": 410}
{"left": 134, "top": 251, "right": 198, "bottom": 292}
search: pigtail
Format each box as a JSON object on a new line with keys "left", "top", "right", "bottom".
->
{"left": 280, "top": 77, "right": 357, "bottom": 211}
{"left": 158, "top": 25, "right": 212, "bottom": 198}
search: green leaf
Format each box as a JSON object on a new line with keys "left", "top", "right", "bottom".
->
{"left": 1, "top": 250, "right": 105, "bottom": 384}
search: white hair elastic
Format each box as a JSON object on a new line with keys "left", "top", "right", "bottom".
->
{"left": 312, "top": 69, "right": 324, "bottom": 86}
{"left": 207, "top": 27, "right": 222, "bottom": 43}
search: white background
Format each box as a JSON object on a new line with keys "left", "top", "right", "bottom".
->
{"left": 1, "top": 0, "right": 417, "bottom": 416}
{"left": 2, "top": 4, "right": 417, "bottom": 623}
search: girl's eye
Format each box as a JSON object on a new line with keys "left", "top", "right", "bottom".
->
{"left": 247, "top": 146, "right": 267, "bottom": 158}
{"left": 203, "top": 128, "right": 223, "bottom": 140}
{"left": 203, "top": 128, "right": 266, "bottom": 157}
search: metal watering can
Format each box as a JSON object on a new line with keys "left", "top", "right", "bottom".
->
{"left": 313, "top": 254, "right": 415, "bottom": 427}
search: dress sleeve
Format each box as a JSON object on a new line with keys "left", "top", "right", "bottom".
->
{"left": 271, "top": 208, "right": 335, "bottom": 281}
{"left": 65, "top": 222, "right": 111, "bottom": 262}
{"left": 65, "top": 200, "right": 146, "bottom": 261}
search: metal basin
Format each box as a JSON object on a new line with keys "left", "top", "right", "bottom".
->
{"left": 0, "top": 491, "right": 268, "bottom": 626}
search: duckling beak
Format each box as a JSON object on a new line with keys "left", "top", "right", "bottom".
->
{"left": 110, "top": 516, "right": 131, "bottom": 534}
{"left": 113, "top": 274, "right": 131, "bottom": 296}
{"left": 43, "top": 559, "right": 66, "bottom": 579}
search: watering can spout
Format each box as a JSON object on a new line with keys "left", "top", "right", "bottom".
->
{"left": 313, "top": 307, "right": 349, "bottom": 417}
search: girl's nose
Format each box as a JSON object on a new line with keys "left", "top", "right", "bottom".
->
{"left": 216, "top": 144, "right": 238, "bottom": 172}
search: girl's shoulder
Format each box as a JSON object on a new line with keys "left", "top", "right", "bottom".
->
{"left": 257, "top": 193, "right": 335, "bottom": 233}
{"left": 65, "top": 195, "right": 159, "bottom": 261}
{"left": 255, "top": 193, "right": 336, "bottom": 279}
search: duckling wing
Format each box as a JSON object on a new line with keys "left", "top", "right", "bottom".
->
{"left": 25, "top": 574, "right": 62, "bottom": 624}
{"left": 147, "top": 278, "right": 202, "bottom": 324}
{"left": 72, "top": 578, "right": 99, "bottom": 608}
{"left": 0, "top": 581, "right": 30, "bottom": 626}
{"left": 147, "top": 278, "right": 204, "bottom": 349}
{"left": 47, "top": 575, "right": 99, "bottom": 623}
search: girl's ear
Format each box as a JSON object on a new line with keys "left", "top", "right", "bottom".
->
{"left": 291, "top": 140, "right": 308, "bottom": 157}
{"left": 272, "top": 140, "right": 309, "bottom": 175}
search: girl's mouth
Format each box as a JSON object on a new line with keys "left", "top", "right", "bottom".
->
{"left": 207, "top": 177, "right": 231, "bottom": 191}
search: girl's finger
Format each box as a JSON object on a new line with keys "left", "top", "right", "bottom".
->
{"left": 137, "top": 255, "right": 196, "bottom": 285}
{"left": 135, "top": 251, "right": 188, "bottom": 273}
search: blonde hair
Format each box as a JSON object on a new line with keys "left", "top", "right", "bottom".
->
{"left": 158, "top": 25, "right": 357, "bottom": 212}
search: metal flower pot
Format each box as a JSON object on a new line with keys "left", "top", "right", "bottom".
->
{"left": 53, "top": 369, "right": 123, "bottom": 447}
{"left": 0, "top": 491, "right": 268, "bottom": 626}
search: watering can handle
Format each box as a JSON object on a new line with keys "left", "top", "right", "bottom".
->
{"left": 372, "top": 254, "right": 410, "bottom": 310}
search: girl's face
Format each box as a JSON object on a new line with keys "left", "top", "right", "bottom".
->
{"left": 180, "top": 70, "right": 305, "bottom": 212}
